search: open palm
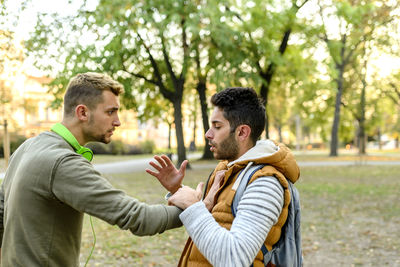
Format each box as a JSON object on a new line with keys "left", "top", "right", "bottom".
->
{"left": 146, "top": 155, "right": 188, "bottom": 193}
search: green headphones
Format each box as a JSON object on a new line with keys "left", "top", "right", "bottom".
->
{"left": 51, "top": 123, "right": 94, "bottom": 162}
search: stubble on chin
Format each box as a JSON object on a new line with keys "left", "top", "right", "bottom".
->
{"left": 214, "top": 134, "right": 239, "bottom": 161}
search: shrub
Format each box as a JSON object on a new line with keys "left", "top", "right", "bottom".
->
{"left": 139, "top": 140, "right": 155, "bottom": 154}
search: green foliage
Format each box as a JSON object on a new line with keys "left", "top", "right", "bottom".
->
{"left": 312, "top": 0, "right": 400, "bottom": 154}
{"left": 18, "top": 0, "right": 400, "bottom": 152}
{"left": 139, "top": 140, "right": 155, "bottom": 154}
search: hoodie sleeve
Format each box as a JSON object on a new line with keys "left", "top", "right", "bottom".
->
{"left": 51, "top": 154, "right": 182, "bottom": 236}
{"left": 179, "top": 176, "right": 284, "bottom": 267}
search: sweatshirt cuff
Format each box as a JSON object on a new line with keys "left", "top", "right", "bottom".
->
{"left": 163, "top": 205, "right": 183, "bottom": 230}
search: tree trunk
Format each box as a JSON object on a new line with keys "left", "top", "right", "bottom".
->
{"left": 172, "top": 99, "right": 188, "bottom": 166}
{"left": 259, "top": 81, "right": 270, "bottom": 139}
{"left": 295, "top": 115, "right": 301, "bottom": 151}
{"left": 259, "top": 30, "right": 292, "bottom": 139}
{"left": 3, "top": 119, "right": 10, "bottom": 166}
{"left": 330, "top": 67, "right": 344, "bottom": 157}
{"left": 358, "top": 73, "right": 367, "bottom": 155}
{"left": 168, "top": 122, "right": 172, "bottom": 150}
{"left": 377, "top": 127, "right": 382, "bottom": 150}
{"left": 196, "top": 80, "right": 213, "bottom": 159}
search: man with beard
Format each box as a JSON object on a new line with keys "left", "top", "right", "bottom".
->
{"left": 0, "top": 72, "right": 182, "bottom": 266}
{"left": 147, "top": 87, "right": 301, "bottom": 267}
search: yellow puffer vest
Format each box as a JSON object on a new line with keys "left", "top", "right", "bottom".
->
{"left": 178, "top": 141, "right": 300, "bottom": 267}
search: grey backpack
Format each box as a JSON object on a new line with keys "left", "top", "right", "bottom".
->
{"left": 231, "top": 164, "right": 303, "bottom": 267}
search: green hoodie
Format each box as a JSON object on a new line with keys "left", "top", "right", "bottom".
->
{"left": 0, "top": 131, "right": 182, "bottom": 266}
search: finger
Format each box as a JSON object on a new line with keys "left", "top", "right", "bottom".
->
{"left": 196, "top": 182, "right": 204, "bottom": 194}
{"left": 149, "top": 161, "right": 162, "bottom": 171}
{"left": 215, "top": 171, "right": 225, "bottom": 183}
{"left": 179, "top": 160, "right": 188, "bottom": 177}
{"left": 168, "top": 194, "right": 176, "bottom": 206}
{"left": 161, "top": 154, "right": 173, "bottom": 165}
{"left": 145, "top": 169, "right": 159, "bottom": 177}
{"left": 154, "top": 155, "right": 167, "bottom": 168}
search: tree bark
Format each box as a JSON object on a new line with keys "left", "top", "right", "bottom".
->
{"left": 377, "top": 127, "right": 382, "bottom": 150}
{"left": 259, "top": 81, "right": 270, "bottom": 139}
{"left": 329, "top": 66, "right": 344, "bottom": 157}
{"left": 168, "top": 122, "right": 172, "bottom": 150}
{"left": 172, "top": 99, "right": 188, "bottom": 166}
{"left": 258, "top": 29, "right": 291, "bottom": 139}
{"left": 196, "top": 80, "right": 213, "bottom": 159}
{"left": 358, "top": 71, "right": 367, "bottom": 155}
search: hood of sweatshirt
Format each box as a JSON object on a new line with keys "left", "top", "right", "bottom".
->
{"left": 227, "top": 139, "right": 300, "bottom": 183}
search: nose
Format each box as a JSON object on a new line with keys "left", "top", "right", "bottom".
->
{"left": 205, "top": 128, "right": 213, "bottom": 140}
{"left": 113, "top": 114, "right": 121, "bottom": 127}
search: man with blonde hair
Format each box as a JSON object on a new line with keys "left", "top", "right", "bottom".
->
{"left": 0, "top": 72, "right": 182, "bottom": 266}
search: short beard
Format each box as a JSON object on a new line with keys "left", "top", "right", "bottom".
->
{"left": 86, "top": 117, "right": 109, "bottom": 144}
{"left": 214, "top": 132, "right": 239, "bottom": 161}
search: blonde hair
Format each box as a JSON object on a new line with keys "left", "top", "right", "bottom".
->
{"left": 63, "top": 72, "right": 124, "bottom": 116}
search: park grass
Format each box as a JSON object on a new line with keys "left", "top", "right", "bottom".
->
{"left": 298, "top": 165, "right": 400, "bottom": 266}
{"left": 79, "top": 164, "right": 214, "bottom": 267}
{"left": 79, "top": 162, "right": 400, "bottom": 267}
{"left": 90, "top": 154, "right": 155, "bottom": 164}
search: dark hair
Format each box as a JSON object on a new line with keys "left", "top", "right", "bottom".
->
{"left": 63, "top": 72, "right": 124, "bottom": 117}
{"left": 211, "top": 87, "right": 265, "bottom": 144}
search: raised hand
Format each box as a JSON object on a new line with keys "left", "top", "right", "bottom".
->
{"left": 146, "top": 155, "right": 188, "bottom": 194}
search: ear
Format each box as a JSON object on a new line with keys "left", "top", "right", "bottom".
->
{"left": 236, "top": 124, "right": 251, "bottom": 142}
{"left": 75, "top": 104, "right": 89, "bottom": 122}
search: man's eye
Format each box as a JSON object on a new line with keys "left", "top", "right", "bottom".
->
{"left": 108, "top": 111, "right": 114, "bottom": 115}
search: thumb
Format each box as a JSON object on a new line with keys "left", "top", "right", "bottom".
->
{"left": 196, "top": 182, "right": 204, "bottom": 195}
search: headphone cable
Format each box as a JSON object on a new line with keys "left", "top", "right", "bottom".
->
{"left": 84, "top": 215, "right": 96, "bottom": 267}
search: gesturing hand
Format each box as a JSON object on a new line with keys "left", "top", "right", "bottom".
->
{"left": 146, "top": 155, "right": 188, "bottom": 194}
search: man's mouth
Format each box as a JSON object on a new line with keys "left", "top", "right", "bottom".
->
{"left": 209, "top": 143, "right": 216, "bottom": 152}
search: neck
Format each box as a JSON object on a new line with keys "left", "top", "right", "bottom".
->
{"left": 228, "top": 141, "right": 255, "bottom": 163}
{"left": 60, "top": 119, "right": 86, "bottom": 146}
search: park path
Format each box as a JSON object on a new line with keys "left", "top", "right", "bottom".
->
{"left": 1, "top": 155, "right": 400, "bottom": 179}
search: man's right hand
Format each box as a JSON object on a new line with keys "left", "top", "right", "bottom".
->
{"left": 146, "top": 155, "right": 188, "bottom": 194}
{"left": 168, "top": 183, "right": 204, "bottom": 209}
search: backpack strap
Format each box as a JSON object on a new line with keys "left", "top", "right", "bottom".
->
{"left": 231, "top": 163, "right": 264, "bottom": 217}
{"left": 231, "top": 163, "right": 283, "bottom": 267}
{"left": 231, "top": 164, "right": 266, "bottom": 267}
